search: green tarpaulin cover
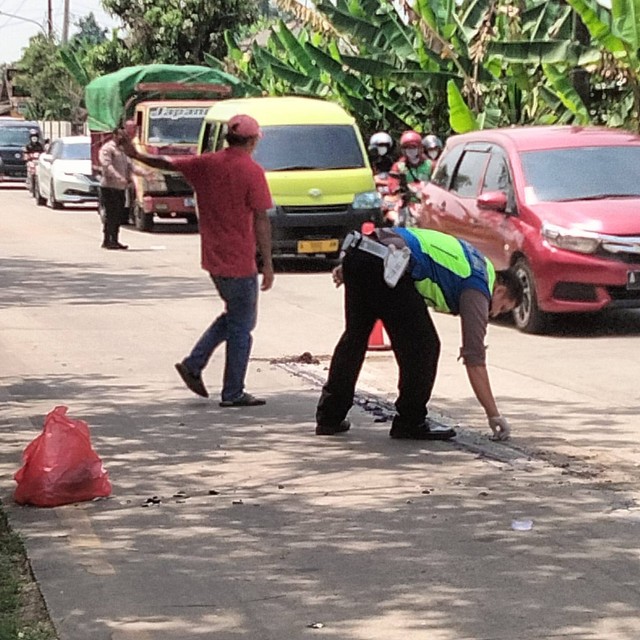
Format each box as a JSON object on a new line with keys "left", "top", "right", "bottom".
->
{"left": 85, "top": 64, "right": 246, "bottom": 132}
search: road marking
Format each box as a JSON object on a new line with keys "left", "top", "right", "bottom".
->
{"left": 54, "top": 504, "right": 115, "bottom": 576}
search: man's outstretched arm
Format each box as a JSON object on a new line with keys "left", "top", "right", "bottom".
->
{"left": 120, "top": 137, "right": 175, "bottom": 172}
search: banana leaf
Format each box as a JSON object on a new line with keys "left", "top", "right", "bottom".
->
{"left": 304, "top": 42, "right": 368, "bottom": 95}
{"left": 274, "top": 21, "right": 320, "bottom": 78}
{"left": 565, "top": 0, "right": 627, "bottom": 53}
{"left": 59, "top": 48, "right": 91, "bottom": 88}
{"left": 542, "top": 63, "right": 590, "bottom": 122}
{"left": 487, "top": 40, "right": 584, "bottom": 65}
{"left": 252, "top": 46, "right": 323, "bottom": 94}
{"left": 447, "top": 79, "right": 478, "bottom": 132}
{"left": 611, "top": 0, "right": 640, "bottom": 51}
{"left": 340, "top": 54, "right": 398, "bottom": 76}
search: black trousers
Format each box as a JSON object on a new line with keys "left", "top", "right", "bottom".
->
{"left": 100, "top": 187, "right": 127, "bottom": 244}
{"left": 316, "top": 248, "right": 440, "bottom": 429}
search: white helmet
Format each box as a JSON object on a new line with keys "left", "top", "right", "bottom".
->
{"left": 369, "top": 131, "right": 393, "bottom": 147}
{"left": 422, "top": 134, "right": 443, "bottom": 151}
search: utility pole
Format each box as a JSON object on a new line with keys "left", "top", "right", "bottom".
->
{"left": 62, "top": 0, "right": 70, "bottom": 43}
{"left": 47, "top": 0, "right": 53, "bottom": 38}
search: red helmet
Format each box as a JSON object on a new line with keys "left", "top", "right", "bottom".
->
{"left": 399, "top": 130, "right": 422, "bottom": 148}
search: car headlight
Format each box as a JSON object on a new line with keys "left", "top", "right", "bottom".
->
{"left": 352, "top": 190, "right": 382, "bottom": 210}
{"left": 143, "top": 171, "right": 168, "bottom": 193}
{"left": 542, "top": 223, "right": 601, "bottom": 254}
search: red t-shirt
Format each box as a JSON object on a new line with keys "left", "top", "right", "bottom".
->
{"left": 171, "top": 147, "right": 273, "bottom": 277}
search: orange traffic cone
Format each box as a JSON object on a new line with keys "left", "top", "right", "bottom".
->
{"left": 367, "top": 319, "right": 392, "bottom": 351}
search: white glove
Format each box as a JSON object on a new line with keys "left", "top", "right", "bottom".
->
{"left": 488, "top": 415, "right": 511, "bottom": 441}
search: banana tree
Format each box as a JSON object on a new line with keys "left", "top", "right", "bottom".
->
{"left": 220, "top": 0, "right": 613, "bottom": 135}
{"left": 564, "top": 0, "right": 640, "bottom": 130}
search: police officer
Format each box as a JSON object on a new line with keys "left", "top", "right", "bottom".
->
{"left": 315, "top": 227, "right": 523, "bottom": 442}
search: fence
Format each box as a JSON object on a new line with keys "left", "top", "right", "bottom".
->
{"left": 38, "top": 121, "right": 88, "bottom": 141}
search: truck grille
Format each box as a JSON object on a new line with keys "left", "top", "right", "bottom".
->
{"left": 164, "top": 174, "right": 193, "bottom": 195}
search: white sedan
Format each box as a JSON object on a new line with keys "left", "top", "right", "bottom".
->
{"left": 35, "top": 136, "right": 100, "bottom": 209}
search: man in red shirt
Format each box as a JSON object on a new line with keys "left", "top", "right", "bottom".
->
{"left": 122, "top": 114, "right": 274, "bottom": 407}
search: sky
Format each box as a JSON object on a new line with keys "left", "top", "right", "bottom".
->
{"left": 0, "top": 0, "right": 121, "bottom": 65}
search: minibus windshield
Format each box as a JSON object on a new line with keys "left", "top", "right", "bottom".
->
{"left": 254, "top": 125, "right": 366, "bottom": 171}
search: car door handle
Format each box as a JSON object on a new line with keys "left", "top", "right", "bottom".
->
{"left": 438, "top": 202, "right": 446, "bottom": 211}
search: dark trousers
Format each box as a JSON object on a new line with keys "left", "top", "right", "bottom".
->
{"left": 316, "top": 248, "right": 440, "bottom": 429}
{"left": 100, "top": 187, "right": 127, "bottom": 245}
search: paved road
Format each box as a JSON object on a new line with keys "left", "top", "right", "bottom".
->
{"left": 1, "top": 185, "right": 640, "bottom": 639}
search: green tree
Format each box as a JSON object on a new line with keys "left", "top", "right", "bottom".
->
{"left": 102, "top": 0, "right": 261, "bottom": 64}
{"left": 13, "top": 34, "right": 83, "bottom": 120}
{"left": 71, "top": 12, "right": 108, "bottom": 46}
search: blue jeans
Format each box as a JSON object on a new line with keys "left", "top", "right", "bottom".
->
{"left": 183, "top": 275, "right": 258, "bottom": 402}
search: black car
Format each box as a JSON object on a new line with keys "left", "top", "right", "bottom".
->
{"left": 0, "top": 118, "right": 42, "bottom": 181}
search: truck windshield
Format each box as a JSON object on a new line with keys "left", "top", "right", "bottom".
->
{"left": 148, "top": 106, "right": 209, "bottom": 144}
{"left": 254, "top": 125, "right": 366, "bottom": 171}
{"left": 0, "top": 126, "right": 33, "bottom": 147}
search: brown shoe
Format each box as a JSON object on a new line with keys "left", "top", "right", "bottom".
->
{"left": 175, "top": 362, "right": 208, "bottom": 398}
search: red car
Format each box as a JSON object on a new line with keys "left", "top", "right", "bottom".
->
{"left": 419, "top": 125, "right": 640, "bottom": 332}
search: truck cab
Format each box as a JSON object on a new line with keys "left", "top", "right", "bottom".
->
{"left": 128, "top": 99, "right": 213, "bottom": 230}
{"left": 85, "top": 65, "right": 238, "bottom": 232}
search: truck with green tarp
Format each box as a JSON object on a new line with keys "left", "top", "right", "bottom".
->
{"left": 85, "top": 64, "right": 245, "bottom": 231}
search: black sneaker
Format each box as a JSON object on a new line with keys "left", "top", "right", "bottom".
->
{"left": 389, "top": 419, "right": 456, "bottom": 441}
{"left": 175, "top": 362, "right": 209, "bottom": 398}
{"left": 316, "top": 419, "right": 351, "bottom": 436}
{"left": 115, "top": 242, "right": 128, "bottom": 250}
{"left": 219, "top": 392, "right": 266, "bottom": 407}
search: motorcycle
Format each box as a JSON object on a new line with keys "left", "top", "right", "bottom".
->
{"left": 375, "top": 170, "right": 422, "bottom": 228}
{"left": 25, "top": 151, "right": 40, "bottom": 197}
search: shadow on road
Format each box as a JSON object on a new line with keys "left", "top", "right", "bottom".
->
{"left": 1, "top": 373, "right": 639, "bottom": 639}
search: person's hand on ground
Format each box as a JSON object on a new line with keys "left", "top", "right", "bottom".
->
{"left": 332, "top": 265, "right": 344, "bottom": 287}
{"left": 488, "top": 415, "right": 511, "bottom": 441}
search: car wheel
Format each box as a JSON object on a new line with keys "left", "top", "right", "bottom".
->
{"left": 48, "top": 180, "right": 63, "bottom": 210}
{"left": 133, "top": 201, "right": 153, "bottom": 232}
{"left": 513, "top": 258, "right": 548, "bottom": 334}
{"left": 35, "top": 178, "right": 46, "bottom": 206}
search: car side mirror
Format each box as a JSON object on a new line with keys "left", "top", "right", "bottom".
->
{"left": 40, "top": 153, "right": 53, "bottom": 164}
{"left": 477, "top": 190, "right": 508, "bottom": 212}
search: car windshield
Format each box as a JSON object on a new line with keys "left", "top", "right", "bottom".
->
{"left": 0, "top": 126, "right": 34, "bottom": 147}
{"left": 148, "top": 106, "right": 209, "bottom": 144}
{"left": 60, "top": 143, "right": 90, "bottom": 160}
{"left": 253, "top": 125, "right": 365, "bottom": 171}
{"left": 520, "top": 146, "right": 640, "bottom": 201}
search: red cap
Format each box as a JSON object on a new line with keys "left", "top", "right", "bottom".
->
{"left": 228, "top": 114, "right": 262, "bottom": 139}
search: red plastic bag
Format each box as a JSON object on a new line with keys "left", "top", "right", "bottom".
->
{"left": 14, "top": 406, "right": 112, "bottom": 507}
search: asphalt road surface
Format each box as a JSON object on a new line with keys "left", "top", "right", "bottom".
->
{"left": 1, "top": 183, "right": 640, "bottom": 639}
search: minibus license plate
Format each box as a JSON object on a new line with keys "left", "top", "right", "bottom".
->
{"left": 298, "top": 239, "right": 339, "bottom": 254}
{"left": 184, "top": 197, "right": 195, "bottom": 208}
{"left": 627, "top": 270, "right": 640, "bottom": 290}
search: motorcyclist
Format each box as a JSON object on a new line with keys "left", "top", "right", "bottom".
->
{"left": 389, "top": 130, "right": 433, "bottom": 193}
{"left": 24, "top": 129, "right": 44, "bottom": 195}
{"left": 24, "top": 129, "right": 44, "bottom": 156}
{"left": 367, "top": 131, "right": 395, "bottom": 175}
{"left": 422, "top": 134, "right": 443, "bottom": 163}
